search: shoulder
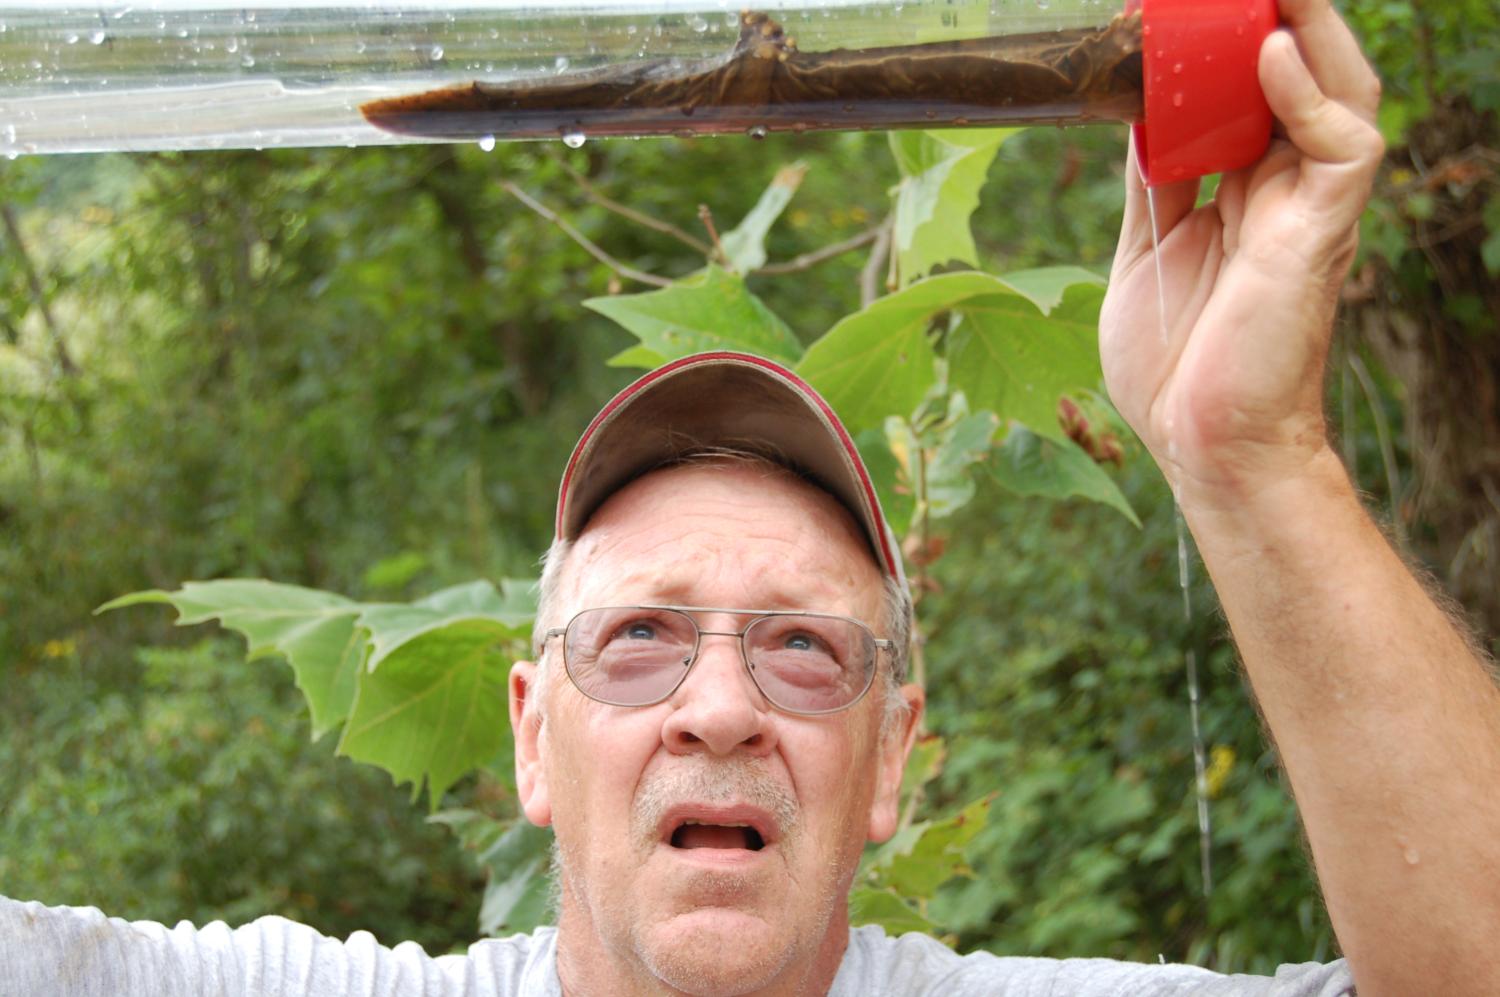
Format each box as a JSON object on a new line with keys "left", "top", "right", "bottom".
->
{"left": 1, "top": 895, "right": 562, "bottom": 997}
{"left": 831, "top": 925, "right": 1355, "bottom": 997}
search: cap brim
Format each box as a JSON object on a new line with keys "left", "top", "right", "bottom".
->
{"left": 556, "top": 351, "right": 905, "bottom": 586}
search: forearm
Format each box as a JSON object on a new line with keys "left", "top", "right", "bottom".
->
{"left": 1184, "top": 446, "right": 1500, "bottom": 997}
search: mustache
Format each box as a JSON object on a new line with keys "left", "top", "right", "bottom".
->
{"left": 631, "top": 763, "right": 799, "bottom": 841}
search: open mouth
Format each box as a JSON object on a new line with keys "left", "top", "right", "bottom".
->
{"left": 669, "top": 820, "right": 768, "bottom": 851}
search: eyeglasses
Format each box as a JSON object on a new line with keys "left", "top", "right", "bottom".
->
{"left": 540, "top": 605, "right": 893, "bottom": 716}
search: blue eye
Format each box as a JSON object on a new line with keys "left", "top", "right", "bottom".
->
{"left": 623, "top": 622, "right": 658, "bottom": 640}
{"left": 783, "top": 633, "right": 816, "bottom": 652}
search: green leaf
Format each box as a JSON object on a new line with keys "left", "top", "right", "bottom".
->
{"left": 798, "top": 270, "right": 1105, "bottom": 435}
{"left": 864, "top": 795, "right": 991, "bottom": 899}
{"left": 98, "top": 580, "right": 364, "bottom": 739}
{"left": 431, "top": 809, "right": 555, "bottom": 935}
{"left": 605, "top": 344, "right": 669, "bottom": 370}
{"left": 925, "top": 407, "right": 1001, "bottom": 520}
{"left": 848, "top": 887, "right": 938, "bottom": 936}
{"left": 718, "top": 163, "right": 807, "bottom": 274}
{"left": 476, "top": 818, "right": 555, "bottom": 935}
{"left": 988, "top": 426, "right": 1140, "bottom": 527}
{"left": 949, "top": 279, "right": 1106, "bottom": 440}
{"left": 799, "top": 273, "right": 1005, "bottom": 432}
{"left": 994, "top": 266, "right": 1108, "bottom": 316}
{"left": 585, "top": 266, "right": 803, "bottom": 368}
{"left": 361, "top": 579, "right": 533, "bottom": 670}
{"left": 855, "top": 426, "right": 916, "bottom": 538}
{"left": 900, "top": 734, "right": 947, "bottom": 804}
{"left": 888, "top": 129, "right": 1013, "bottom": 285}
{"left": 342, "top": 581, "right": 533, "bottom": 807}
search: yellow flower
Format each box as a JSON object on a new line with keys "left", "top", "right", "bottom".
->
{"left": 41, "top": 638, "right": 77, "bottom": 659}
{"left": 1205, "top": 745, "right": 1236, "bottom": 799}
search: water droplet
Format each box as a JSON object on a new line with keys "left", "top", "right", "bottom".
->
{"left": 1404, "top": 847, "right": 1420, "bottom": 865}
{"left": 688, "top": 13, "right": 708, "bottom": 31}
{"left": 240, "top": 54, "right": 255, "bottom": 68}
{"left": 88, "top": 28, "right": 106, "bottom": 44}
{"left": 561, "top": 128, "right": 586, "bottom": 148}
{"left": 225, "top": 37, "right": 238, "bottom": 53}
{"left": 1172, "top": 92, "right": 1184, "bottom": 108}
{"left": 64, "top": 32, "right": 79, "bottom": 44}
{"left": 1173, "top": 62, "right": 1183, "bottom": 74}
{"left": 746, "top": 125, "right": 768, "bottom": 140}
{"left": 477, "top": 134, "right": 496, "bottom": 151}
{"left": 5, "top": 152, "right": 18, "bottom": 161}
{"left": 554, "top": 55, "right": 570, "bottom": 73}
{"left": 428, "top": 44, "right": 444, "bottom": 60}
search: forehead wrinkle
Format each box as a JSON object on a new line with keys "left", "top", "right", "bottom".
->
{"left": 564, "top": 464, "right": 884, "bottom": 622}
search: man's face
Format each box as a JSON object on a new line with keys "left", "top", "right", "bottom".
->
{"left": 510, "top": 462, "right": 921, "bottom": 996}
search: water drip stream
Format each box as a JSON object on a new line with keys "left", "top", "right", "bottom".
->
{"left": 1145, "top": 184, "right": 1214, "bottom": 898}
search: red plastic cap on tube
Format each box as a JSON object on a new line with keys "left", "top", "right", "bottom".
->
{"left": 1125, "top": 0, "right": 1279, "bottom": 186}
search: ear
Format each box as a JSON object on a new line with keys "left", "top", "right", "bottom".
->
{"left": 509, "top": 660, "right": 553, "bottom": 828}
{"left": 866, "top": 682, "right": 925, "bottom": 843}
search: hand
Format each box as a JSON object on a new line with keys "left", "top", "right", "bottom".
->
{"left": 1099, "top": 0, "right": 1384, "bottom": 507}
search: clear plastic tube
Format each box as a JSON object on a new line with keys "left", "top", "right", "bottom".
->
{"left": 0, "top": 1, "right": 1141, "bottom": 156}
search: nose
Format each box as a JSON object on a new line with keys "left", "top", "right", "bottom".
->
{"left": 660, "top": 631, "right": 779, "bottom": 758}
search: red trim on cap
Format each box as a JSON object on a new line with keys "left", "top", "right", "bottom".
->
{"left": 556, "top": 351, "right": 902, "bottom": 579}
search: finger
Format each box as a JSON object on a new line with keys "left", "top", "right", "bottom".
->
{"left": 1117, "top": 134, "right": 1203, "bottom": 262}
{"left": 1275, "top": 0, "right": 1383, "bottom": 124}
{"left": 1261, "top": 31, "right": 1384, "bottom": 215}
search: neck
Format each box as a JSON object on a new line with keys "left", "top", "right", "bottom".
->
{"left": 554, "top": 894, "right": 852, "bottom": 997}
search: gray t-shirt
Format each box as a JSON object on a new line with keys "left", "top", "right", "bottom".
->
{"left": 0, "top": 896, "right": 1355, "bottom": 995}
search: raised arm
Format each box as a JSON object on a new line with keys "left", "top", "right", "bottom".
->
{"left": 1098, "top": 2, "right": 1500, "bottom": 995}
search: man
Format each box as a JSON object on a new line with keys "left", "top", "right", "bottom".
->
{"left": 4, "top": 0, "right": 1498, "bottom": 994}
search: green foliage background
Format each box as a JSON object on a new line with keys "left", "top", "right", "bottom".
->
{"left": 2, "top": 0, "right": 1494, "bottom": 973}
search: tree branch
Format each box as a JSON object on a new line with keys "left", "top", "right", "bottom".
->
{"left": 860, "top": 215, "right": 894, "bottom": 308}
{"left": 552, "top": 154, "right": 713, "bottom": 256}
{"left": 696, "top": 204, "right": 727, "bottom": 265}
{"left": 754, "top": 224, "right": 884, "bottom": 276}
{"left": 500, "top": 181, "right": 672, "bottom": 289}
{"left": 1, "top": 203, "right": 78, "bottom": 376}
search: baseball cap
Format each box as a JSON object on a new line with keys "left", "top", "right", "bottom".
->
{"left": 554, "top": 351, "right": 906, "bottom": 590}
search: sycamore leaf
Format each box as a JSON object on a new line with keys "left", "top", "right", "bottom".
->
{"left": 798, "top": 274, "right": 1004, "bottom": 432}
{"left": 476, "top": 818, "right": 555, "bottom": 935}
{"left": 586, "top": 266, "right": 803, "bottom": 369}
{"left": 98, "top": 580, "right": 363, "bottom": 740}
{"left": 360, "top": 578, "right": 534, "bottom": 671}
{"left": 948, "top": 274, "right": 1107, "bottom": 439}
{"left": 430, "top": 809, "right": 555, "bottom": 935}
{"left": 798, "top": 269, "right": 1103, "bottom": 435}
{"left": 862, "top": 795, "right": 991, "bottom": 900}
{"left": 342, "top": 581, "right": 533, "bottom": 808}
{"left": 925, "top": 408, "right": 1001, "bottom": 520}
{"left": 888, "top": 129, "right": 1013, "bottom": 286}
{"left": 899, "top": 734, "right": 947, "bottom": 805}
{"left": 849, "top": 887, "right": 938, "bottom": 936}
{"left": 855, "top": 426, "right": 915, "bottom": 538}
{"left": 989, "top": 425, "right": 1140, "bottom": 527}
{"left": 718, "top": 163, "right": 807, "bottom": 274}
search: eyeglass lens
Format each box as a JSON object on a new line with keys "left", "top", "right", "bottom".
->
{"left": 563, "top": 607, "right": 875, "bottom": 713}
